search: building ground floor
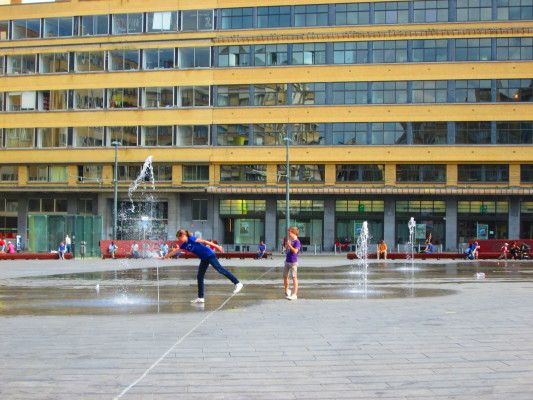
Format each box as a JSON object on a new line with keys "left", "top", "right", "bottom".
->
{"left": 2, "top": 190, "right": 533, "bottom": 254}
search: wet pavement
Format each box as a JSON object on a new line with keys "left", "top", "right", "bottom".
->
{"left": 1, "top": 255, "right": 533, "bottom": 399}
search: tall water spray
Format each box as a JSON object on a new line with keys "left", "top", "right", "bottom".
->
{"left": 355, "top": 221, "right": 370, "bottom": 293}
{"left": 407, "top": 217, "right": 416, "bottom": 269}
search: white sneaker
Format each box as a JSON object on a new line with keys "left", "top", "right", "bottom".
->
{"left": 233, "top": 282, "right": 243, "bottom": 294}
{"left": 287, "top": 294, "right": 297, "bottom": 301}
{"left": 190, "top": 298, "right": 204, "bottom": 303}
{"left": 285, "top": 289, "right": 291, "bottom": 298}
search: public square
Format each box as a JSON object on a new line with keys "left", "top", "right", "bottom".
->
{"left": 1, "top": 255, "right": 533, "bottom": 399}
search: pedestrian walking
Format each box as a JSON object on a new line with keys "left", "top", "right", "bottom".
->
{"left": 283, "top": 226, "right": 301, "bottom": 301}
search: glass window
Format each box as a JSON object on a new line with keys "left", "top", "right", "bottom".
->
{"left": 220, "top": 200, "right": 266, "bottom": 215}
{"left": 294, "top": 4, "right": 329, "bottom": 27}
{"left": 217, "top": 45, "right": 250, "bottom": 67}
{"left": 292, "top": 123, "right": 326, "bottom": 145}
{"left": 458, "top": 165, "right": 509, "bottom": 183}
{"left": 0, "top": 91, "right": 3, "bottom": 110}
{"left": 180, "top": 86, "right": 210, "bottom": 107}
{"left": 44, "top": 17, "right": 73, "bottom": 38}
{"left": 455, "top": 38, "right": 492, "bottom": 61}
{"left": 253, "top": 123, "right": 287, "bottom": 145}
{"left": 257, "top": 6, "right": 291, "bottom": 28}
{"left": 277, "top": 164, "right": 325, "bottom": 183}
{"left": 332, "top": 122, "right": 367, "bottom": 145}
{"left": 192, "top": 199, "right": 208, "bottom": 220}
{"left": 333, "top": 42, "right": 369, "bottom": 64}
{"left": 112, "top": 13, "right": 143, "bottom": 34}
{"left": 77, "top": 165, "right": 102, "bottom": 183}
{"left": 0, "top": 56, "right": 4, "bottom": 75}
{"left": 38, "top": 90, "right": 68, "bottom": 111}
{"left": 496, "top": 37, "right": 533, "bottom": 61}
{"left": 455, "top": 80, "right": 492, "bottom": 102}
{"left": 0, "top": 20, "right": 8, "bottom": 40}
{"left": 496, "top": 121, "right": 533, "bottom": 144}
{"left": 371, "top": 81, "right": 407, "bottom": 104}
{"left": 291, "top": 83, "right": 325, "bottom": 105}
{"left": 73, "top": 127, "right": 104, "bottom": 147}
{"left": 292, "top": 43, "right": 326, "bottom": 65}
{"left": 144, "top": 87, "right": 173, "bottom": 108}
{"left": 457, "top": 0, "right": 493, "bottom": 21}
{"left": 413, "top": 1, "right": 449, "bottom": 23}
{"left": 177, "top": 125, "right": 209, "bottom": 146}
{"left": 396, "top": 164, "right": 446, "bottom": 182}
{"left": 179, "top": 47, "right": 211, "bottom": 68}
{"left": 28, "top": 166, "right": 68, "bottom": 183}
{"left": 521, "top": 165, "right": 533, "bottom": 183}
{"left": 40, "top": 53, "right": 69, "bottom": 73}
{"left": 220, "top": 8, "right": 253, "bottom": 29}
{"left": 80, "top": 15, "right": 108, "bottom": 36}
{"left": 372, "top": 40, "right": 408, "bottom": 63}
{"left": 12, "top": 19, "right": 40, "bottom": 39}
{"left": 109, "top": 88, "right": 138, "bottom": 108}
{"left": 146, "top": 11, "right": 178, "bottom": 32}
{"left": 183, "top": 166, "right": 209, "bottom": 182}
{"left": 335, "top": 3, "right": 370, "bottom": 25}
{"left": 455, "top": 121, "right": 492, "bottom": 144}
{"left": 75, "top": 51, "right": 105, "bottom": 72}
{"left": 336, "top": 164, "right": 384, "bottom": 182}
{"left": 217, "top": 124, "right": 249, "bottom": 146}
{"left": 496, "top": 79, "right": 533, "bottom": 102}
{"left": 142, "top": 126, "right": 173, "bottom": 146}
{"left": 37, "top": 128, "right": 68, "bottom": 148}
{"left": 7, "top": 91, "right": 36, "bottom": 111}
{"left": 0, "top": 166, "right": 18, "bottom": 182}
{"left": 73, "top": 89, "right": 104, "bottom": 109}
{"left": 5, "top": 128, "right": 33, "bottom": 148}
{"left": 220, "top": 165, "right": 266, "bottom": 182}
{"left": 153, "top": 165, "right": 172, "bottom": 182}
{"left": 182, "top": 10, "right": 214, "bottom": 31}
{"left": 117, "top": 165, "right": 141, "bottom": 181}
{"left": 143, "top": 48, "right": 174, "bottom": 69}
{"left": 254, "top": 44, "right": 288, "bottom": 66}
{"left": 254, "top": 84, "right": 287, "bottom": 106}
{"left": 7, "top": 54, "right": 36, "bottom": 75}
{"left": 497, "top": 0, "right": 533, "bottom": 20}
{"left": 371, "top": 122, "right": 407, "bottom": 145}
{"left": 109, "top": 49, "right": 139, "bottom": 71}
{"left": 109, "top": 126, "right": 138, "bottom": 146}
{"left": 412, "top": 122, "right": 448, "bottom": 144}
{"left": 412, "top": 81, "right": 448, "bottom": 103}
{"left": 374, "top": 1, "right": 409, "bottom": 24}
{"left": 217, "top": 85, "right": 250, "bottom": 106}
{"left": 332, "top": 82, "right": 367, "bottom": 104}
{"left": 412, "top": 39, "right": 448, "bottom": 62}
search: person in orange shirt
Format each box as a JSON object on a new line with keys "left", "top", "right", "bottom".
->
{"left": 377, "top": 240, "right": 388, "bottom": 260}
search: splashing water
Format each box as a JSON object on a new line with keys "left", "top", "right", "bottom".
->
{"left": 355, "top": 221, "right": 370, "bottom": 294}
{"left": 407, "top": 217, "right": 416, "bottom": 262}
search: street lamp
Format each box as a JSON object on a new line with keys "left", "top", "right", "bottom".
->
{"left": 283, "top": 135, "right": 291, "bottom": 239}
{"left": 111, "top": 141, "right": 121, "bottom": 240}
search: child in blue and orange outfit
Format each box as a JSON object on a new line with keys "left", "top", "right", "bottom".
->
{"left": 162, "top": 229, "right": 243, "bottom": 303}
{"left": 283, "top": 226, "right": 301, "bottom": 301}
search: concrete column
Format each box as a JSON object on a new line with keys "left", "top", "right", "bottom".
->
{"left": 323, "top": 198, "right": 335, "bottom": 252}
{"left": 97, "top": 193, "right": 111, "bottom": 240}
{"left": 166, "top": 193, "right": 179, "bottom": 240}
{"left": 446, "top": 199, "right": 458, "bottom": 251}
{"left": 17, "top": 197, "right": 28, "bottom": 250}
{"left": 265, "top": 197, "right": 277, "bottom": 252}
{"left": 383, "top": 198, "right": 395, "bottom": 248}
{"left": 508, "top": 197, "right": 520, "bottom": 239}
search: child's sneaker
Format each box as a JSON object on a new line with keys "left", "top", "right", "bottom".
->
{"left": 190, "top": 298, "right": 204, "bottom": 303}
{"left": 287, "top": 294, "right": 297, "bottom": 301}
{"left": 233, "top": 282, "right": 243, "bottom": 294}
{"left": 285, "top": 289, "right": 291, "bottom": 298}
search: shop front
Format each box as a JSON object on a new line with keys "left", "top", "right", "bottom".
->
{"left": 457, "top": 200, "right": 509, "bottom": 242}
{"left": 396, "top": 200, "right": 446, "bottom": 249}
{"left": 335, "top": 200, "right": 384, "bottom": 250}
{"left": 277, "top": 199, "right": 323, "bottom": 251}
{"left": 220, "top": 199, "right": 265, "bottom": 247}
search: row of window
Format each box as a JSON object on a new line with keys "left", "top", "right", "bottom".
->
{"left": 1, "top": 121, "right": 532, "bottom": 148}
{"left": 1, "top": 163, "right": 533, "bottom": 184}
{"left": 1, "top": 79, "right": 531, "bottom": 112}
{"left": 1, "top": 0, "right": 532, "bottom": 41}
{"left": 2, "top": 37, "right": 532, "bottom": 76}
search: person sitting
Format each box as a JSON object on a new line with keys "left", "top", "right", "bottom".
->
{"left": 519, "top": 242, "right": 530, "bottom": 260}
{"left": 6, "top": 241, "right": 15, "bottom": 254}
{"left": 422, "top": 241, "right": 434, "bottom": 253}
{"left": 464, "top": 242, "right": 476, "bottom": 259}
{"left": 108, "top": 241, "right": 118, "bottom": 259}
{"left": 159, "top": 242, "right": 169, "bottom": 257}
{"left": 377, "top": 240, "right": 388, "bottom": 260}
{"left": 131, "top": 241, "right": 140, "bottom": 259}
{"left": 257, "top": 241, "right": 266, "bottom": 259}
{"left": 509, "top": 241, "right": 520, "bottom": 259}
{"left": 58, "top": 242, "right": 66, "bottom": 260}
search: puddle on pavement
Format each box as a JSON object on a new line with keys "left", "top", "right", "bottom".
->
{"left": 0, "top": 261, "right": 532, "bottom": 316}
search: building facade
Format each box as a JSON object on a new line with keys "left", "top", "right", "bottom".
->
{"left": 0, "top": 0, "right": 532, "bottom": 252}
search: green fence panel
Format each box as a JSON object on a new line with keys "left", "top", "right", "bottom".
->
{"left": 28, "top": 215, "right": 49, "bottom": 252}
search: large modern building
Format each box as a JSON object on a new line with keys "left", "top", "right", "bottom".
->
{"left": 0, "top": 0, "right": 532, "bottom": 254}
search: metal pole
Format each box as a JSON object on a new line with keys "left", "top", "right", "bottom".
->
{"left": 112, "top": 142, "right": 119, "bottom": 240}
{"left": 285, "top": 133, "right": 290, "bottom": 237}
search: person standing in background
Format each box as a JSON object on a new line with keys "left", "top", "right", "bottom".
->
{"left": 65, "top": 234, "right": 71, "bottom": 253}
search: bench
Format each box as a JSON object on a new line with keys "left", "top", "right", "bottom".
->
{"left": 0, "top": 252, "right": 73, "bottom": 260}
{"left": 346, "top": 252, "right": 524, "bottom": 260}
